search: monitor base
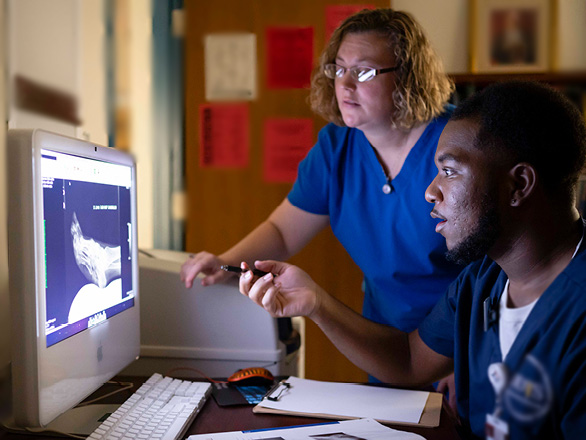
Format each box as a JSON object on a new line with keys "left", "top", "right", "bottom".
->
{"left": 4, "top": 403, "right": 120, "bottom": 437}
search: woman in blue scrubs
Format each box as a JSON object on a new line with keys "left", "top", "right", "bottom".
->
{"left": 181, "top": 8, "right": 461, "bottom": 379}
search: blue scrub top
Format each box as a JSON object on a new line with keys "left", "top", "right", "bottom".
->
{"left": 419, "top": 239, "right": 586, "bottom": 439}
{"left": 288, "top": 109, "right": 462, "bottom": 332}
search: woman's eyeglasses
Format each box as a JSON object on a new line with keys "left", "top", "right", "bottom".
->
{"left": 323, "top": 63, "right": 399, "bottom": 83}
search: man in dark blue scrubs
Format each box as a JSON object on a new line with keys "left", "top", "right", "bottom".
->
{"left": 240, "top": 81, "right": 586, "bottom": 439}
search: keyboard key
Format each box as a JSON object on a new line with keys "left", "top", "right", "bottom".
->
{"left": 86, "top": 373, "right": 211, "bottom": 440}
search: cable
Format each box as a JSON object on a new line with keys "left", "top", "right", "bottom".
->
{"left": 138, "top": 248, "right": 157, "bottom": 258}
{"left": 75, "top": 380, "right": 134, "bottom": 407}
{"left": 163, "top": 366, "right": 228, "bottom": 384}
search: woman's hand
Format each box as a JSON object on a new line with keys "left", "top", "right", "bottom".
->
{"left": 239, "top": 260, "right": 322, "bottom": 319}
{"left": 180, "top": 251, "right": 231, "bottom": 288}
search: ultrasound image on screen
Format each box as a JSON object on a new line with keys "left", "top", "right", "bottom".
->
{"left": 44, "top": 174, "right": 134, "bottom": 347}
{"left": 67, "top": 210, "right": 122, "bottom": 323}
{"left": 71, "top": 211, "right": 121, "bottom": 288}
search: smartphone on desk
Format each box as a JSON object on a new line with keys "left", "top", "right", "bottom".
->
{"left": 212, "top": 382, "right": 273, "bottom": 406}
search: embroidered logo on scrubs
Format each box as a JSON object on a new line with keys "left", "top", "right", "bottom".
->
{"left": 503, "top": 355, "right": 553, "bottom": 423}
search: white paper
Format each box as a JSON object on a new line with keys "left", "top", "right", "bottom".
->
{"left": 187, "top": 418, "right": 425, "bottom": 440}
{"left": 257, "top": 377, "right": 429, "bottom": 425}
{"left": 205, "top": 33, "right": 257, "bottom": 101}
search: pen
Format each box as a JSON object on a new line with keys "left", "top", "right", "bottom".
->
{"left": 220, "top": 265, "right": 270, "bottom": 277}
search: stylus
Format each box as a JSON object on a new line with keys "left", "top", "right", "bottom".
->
{"left": 221, "top": 265, "right": 270, "bottom": 277}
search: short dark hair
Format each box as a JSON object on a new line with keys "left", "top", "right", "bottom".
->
{"left": 453, "top": 81, "right": 586, "bottom": 201}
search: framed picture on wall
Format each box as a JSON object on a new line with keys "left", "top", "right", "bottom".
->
{"left": 469, "top": 0, "right": 556, "bottom": 73}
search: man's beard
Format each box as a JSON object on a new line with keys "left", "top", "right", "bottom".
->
{"left": 445, "top": 195, "right": 500, "bottom": 266}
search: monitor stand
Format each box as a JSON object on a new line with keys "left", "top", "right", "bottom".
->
{"left": 3, "top": 404, "right": 119, "bottom": 436}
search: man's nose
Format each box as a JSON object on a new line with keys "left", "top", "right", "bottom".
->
{"left": 425, "top": 175, "right": 441, "bottom": 204}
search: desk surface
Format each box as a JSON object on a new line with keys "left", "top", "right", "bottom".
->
{"left": 0, "top": 376, "right": 461, "bottom": 440}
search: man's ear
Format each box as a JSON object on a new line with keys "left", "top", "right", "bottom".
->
{"left": 508, "top": 163, "right": 537, "bottom": 207}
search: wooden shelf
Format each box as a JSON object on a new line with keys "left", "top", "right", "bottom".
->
{"left": 449, "top": 71, "right": 586, "bottom": 87}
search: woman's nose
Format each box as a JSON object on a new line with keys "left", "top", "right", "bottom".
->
{"left": 338, "top": 70, "right": 357, "bottom": 90}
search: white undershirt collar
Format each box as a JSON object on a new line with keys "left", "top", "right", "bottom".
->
{"left": 499, "top": 222, "right": 585, "bottom": 360}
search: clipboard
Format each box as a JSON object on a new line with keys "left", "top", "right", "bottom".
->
{"left": 253, "top": 377, "right": 443, "bottom": 428}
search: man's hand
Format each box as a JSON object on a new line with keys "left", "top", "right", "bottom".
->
{"left": 238, "top": 260, "right": 322, "bottom": 318}
{"left": 436, "top": 373, "right": 458, "bottom": 421}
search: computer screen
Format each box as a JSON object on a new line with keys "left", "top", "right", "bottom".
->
{"left": 42, "top": 149, "right": 135, "bottom": 346}
{"left": 7, "top": 129, "right": 140, "bottom": 429}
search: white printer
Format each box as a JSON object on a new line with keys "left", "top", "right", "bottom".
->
{"left": 122, "top": 249, "right": 301, "bottom": 378}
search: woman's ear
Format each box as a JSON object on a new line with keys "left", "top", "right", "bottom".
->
{"left": 508, "top": 163, "right": 537, "bottom": 207}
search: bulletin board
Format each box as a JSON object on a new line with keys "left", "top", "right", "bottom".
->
{"left": 184, "top": 0, "right": 389, "bottom": 383}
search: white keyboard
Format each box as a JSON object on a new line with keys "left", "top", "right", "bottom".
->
{"left": 87, "top": 373, "right": 212, "bottom": 440}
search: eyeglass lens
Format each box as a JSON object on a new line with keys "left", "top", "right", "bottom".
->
{"left": 324, "top": 64, "right": 386, "bottom": 83}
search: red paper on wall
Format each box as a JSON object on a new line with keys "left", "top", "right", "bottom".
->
{"left": 266, "top": 27, "right": 314, "bottom": 89}
{"left": 199, "top": 103, "right": 250, "bottom": 168}
{"left": 325, "top": 4, "right": 375, "bottom": 41}
{"left": 263, "top": 118, "right": 314, "bottom": 183}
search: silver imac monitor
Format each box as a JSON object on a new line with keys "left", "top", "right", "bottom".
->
{"left": 7, "top": 129, "right": 140, "bottom": 432}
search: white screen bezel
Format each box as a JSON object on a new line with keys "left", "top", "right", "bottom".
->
{"left": 8, "top": 129, "right": 140, "bottom": 427}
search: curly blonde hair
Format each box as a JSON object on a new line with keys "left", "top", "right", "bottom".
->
{"left": 309, "top": 8, "right": 454, "bottom": 130}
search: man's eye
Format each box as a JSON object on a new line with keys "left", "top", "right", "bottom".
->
{"left": 443, "top": 168, "right": 454, "bottom": 177}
